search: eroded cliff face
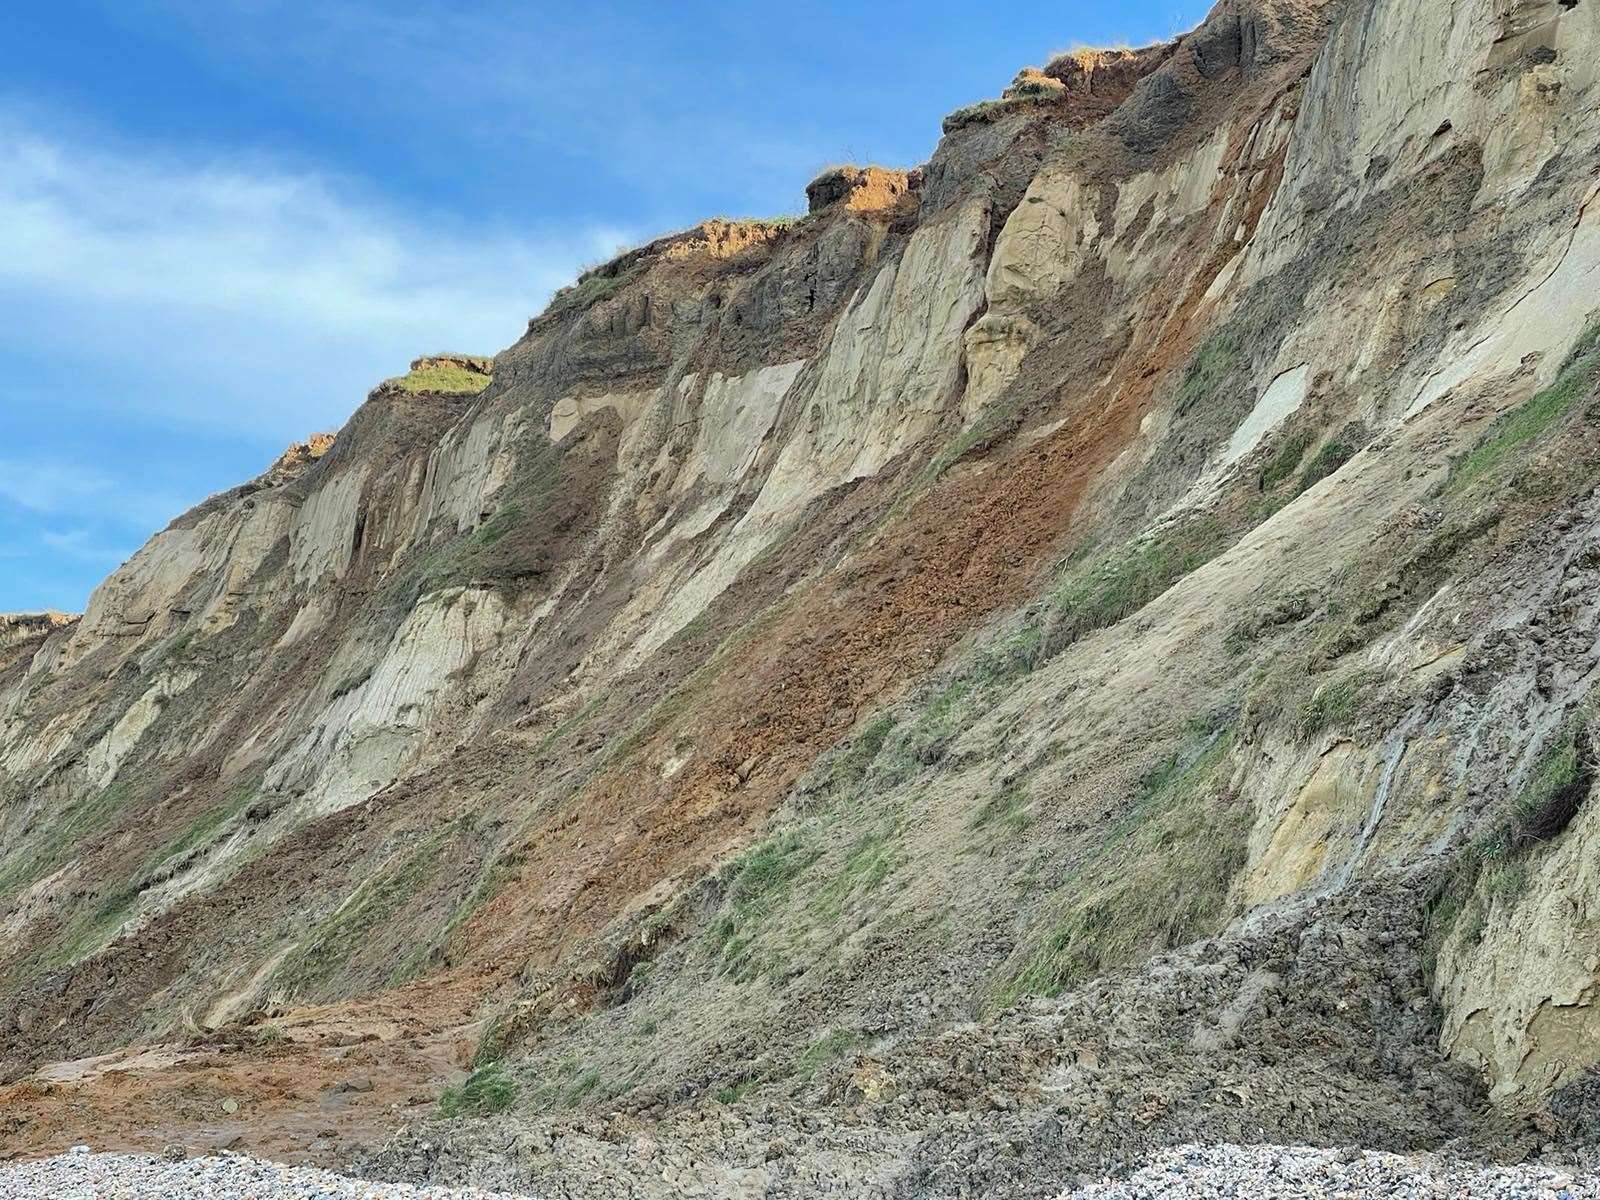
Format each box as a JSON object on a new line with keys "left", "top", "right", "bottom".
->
{"left": 4, "top": 0, "right": 1600, "bottom": 1188}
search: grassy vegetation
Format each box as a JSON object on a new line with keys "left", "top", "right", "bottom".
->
{"left": 1445, "top": 346, "right": 1600, "bottom": 494}
{"left": 1049, "top": 518, "right": 1228, "bottom": 645}
{"left": 0, "top": 781, "right": 130, "bottom": 903}
{"left": 967, "top": 784, "right": 1032, "bottom": 834}
{"left": 707, "top": 831, "right": 824, "bottom": 981}
{"left": 384, "top": 443, "right": 564, "bottom": 605}
{"left": 438, "top": 1062, "right": 520, "bottom": 1118}
{"left": 942, "top": 88, "right": 1065, "bottom": 133}
{"left": 276, "top": 838, "right": 445, "bottom": 997}
{"left": 141, "top": 631, "right": 194, "bottom": 676}
{"left": 997, "top": 729, "right": 1247, "bottom": 1005}
{"left": 713, "top": 1028, "right": 861, "bottom": 1105}
{"left": 1259, "top": 428, "right": 1314, "bottom": 491}
{"left": 715, "top": 1079, "right": 761, "bottom": 1105}
{"left": 791, "top": 1028, "right": 862, "bottom": 1081}
{"left": 45, "top": 883, "right": 142, "bottom": 968}
{"left": 1296, "top": 670, "right": 1378, "bottom": 738}
{"left": 329, "top": 665, "right": 374, "bottom": 701}
{"left": 386, "top": 359, "right": 492, "bottom": 395}
{"left": 137, "top": 782, "right": 261, "bottom": 882}
{"left": 1174, "top": 332, "right": 1244, "bottom": 416}
{"left": 1425, "top": 710, "right": 1594, "bottom": 974}
{"left": 808, "top": 826, "right": 899, "bottom": 922}
{"left": 1294, "top": 438, "right": 1357, "bottom": 495}
{"left": 696, "top": 610, "right": 1061, "bottom": 978}
{"left": 544, "top": 265, "right": 644, "bottom": 318}
{"left": 16, "top": 780, "right": 260, "bottom": 968}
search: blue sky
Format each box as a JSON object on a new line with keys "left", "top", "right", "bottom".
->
{"left": 0, "top": 1, "right": 1211, "bottom": 613}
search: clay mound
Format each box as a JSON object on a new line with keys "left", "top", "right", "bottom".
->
{"left": 805, "top": 165, "right": 919, "bottom": 215}
{"left": 1040, "top": 44, "right": 1177, "bottom": 97}
{"left": 945, "top": 40, "right": 1177, "bottom": 134}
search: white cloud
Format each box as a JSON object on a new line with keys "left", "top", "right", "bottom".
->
{"left": 0, "top": 456, "right": 188, "bottom": 533}
{"left": 0, "top": 459, "right": 114, "bottom": 515}
{"left": 0, "top": 110, "right": 632, "bottom": 440}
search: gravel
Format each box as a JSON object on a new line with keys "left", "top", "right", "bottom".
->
{"left": 0, "top": 1148, "right": 538, "bottom": 1200}
{"left": 8, "top": 1143, "right": 1599, "bottom": 1199}
{"left": 1060, "top": 1143, "right": 1600, "bottom": 1199}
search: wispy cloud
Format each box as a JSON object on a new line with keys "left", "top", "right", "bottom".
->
{"left": 0, "top": 108, "right": 632, "bottom": 440}
{"left": 0, "top": 105, "right": 634, "bottom": 610}
{"left": 0, "top": 459, "right": 114, "bottom": 515}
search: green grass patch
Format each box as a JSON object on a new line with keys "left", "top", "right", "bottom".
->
{"left": 942, "top": 90, "right": 1064, "bottom": 133}
{"left": 1294, "top": 438, "right": 1357, "bottom": 495}
{"left": 715, "top": 1079, "right": 761, "bottom": 1105}
{"left": 563, "top": 1068, "right": 604, "bottom": 1107}
{"left": 387, "top": 360, "right": 492, "bottom": 395}
{"left": 707, "top": 831, "right": 824, "bottom": 981}
{"left": 545, "top": 265, "right": 645, "bottom": 318}
{"left": 808, "top": 826, "right": 899, "bottom": 922}
{"left": 142, "top": 782, "right": 260, "bottom": 879}
{"left": 968, "top": 784, "right": 1032, "bottom": 833}
{"left": 997, "top": 730, "right": 1247, "bottom": 1005}
{"left": 1424, "top": 710, "right": 1594, "bottom": 974}
{"left": 791, "top": 1029, "right": 861, "bottom": 1081}
{"left": 1175, "top": 332, "right": 1244, "bottom": 416}
{"left": 1259, "top": 428, "right": 1314, "bottom": 491}
{"left": 45, "top": 883, "right": 141, "bottom": 968}
{"left": 141, "top": 631, "right": 194, "bottom": 676}
{"left": 0, "top": 781, "right": 130, "bottom": 903}
{"left": 1445, "top": 349, "right": 1599, "bottom": 494}
{"left": 329, "top": 665, "right": 374, "bottom": 700}
{"left": 384, "top": 443, "right": 565, "bottom": 605}
{"left": 277, "top": 838, "right": 446, "bottom": 997}
{"left": 1296, "top": 670, "right": 1379, "bottom": 737}
{"left": 438, "top": 1062, "right": 520, "bottom": 1118}
{"left": 1049, "top": 518, "right": 1228, "bottom": 644}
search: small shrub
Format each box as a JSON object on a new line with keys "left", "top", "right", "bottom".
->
{"left": 1295, "top": 438, "right": 1357, "bottom": 494}
{"left": 1260, "top": 428, "right": 1314, "bottom": 490}
{"left": 438, "top": 1063, "right": 519, "bottom": 1118}
{"left": 1509, "top": 718, "right": 1592, "bottom": 849}
{"left": 329, "top": 666, "right": 373, "bottom": 700}
{"left": 1424, "top": 711, "right": 1594, "bottom": 974}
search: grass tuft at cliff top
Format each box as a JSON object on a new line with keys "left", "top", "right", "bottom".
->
{"left": 385, "top": 359, "right": 493, "bottom": 395}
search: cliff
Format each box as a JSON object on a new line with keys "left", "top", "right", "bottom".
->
{"left": 3, "top": 0, "right": 1600, "bottom": 1191}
